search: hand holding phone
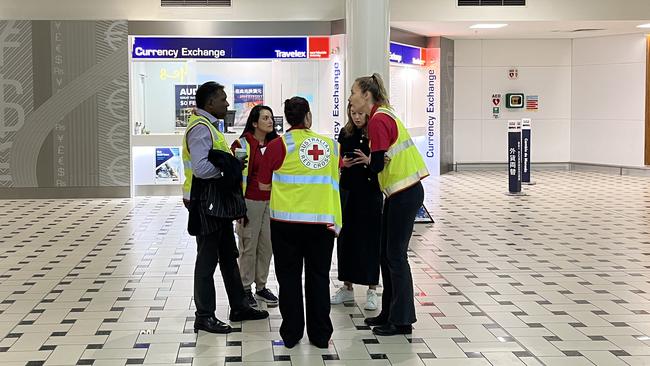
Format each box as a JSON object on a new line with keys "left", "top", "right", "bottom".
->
{"left": 342, "top": 150, "right": 370, "bottom": 166}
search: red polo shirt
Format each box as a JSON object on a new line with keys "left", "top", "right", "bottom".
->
{"left": 368, "top": 104, "right": 399, "bottom": 152}
{"left": 231, "top": 132, "right": 272, "bottom": 201}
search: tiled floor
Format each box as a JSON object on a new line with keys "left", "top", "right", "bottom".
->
{"left": 1, "top": 170, "right": 649, "bottom": 366}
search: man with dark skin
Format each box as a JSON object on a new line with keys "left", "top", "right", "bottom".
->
{"left": 182, "top": 82, "right": 269, "bottom": 334}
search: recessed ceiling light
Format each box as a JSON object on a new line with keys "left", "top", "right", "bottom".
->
{"left": 470, "top": 23, "right": 508, "bottom": 29}
{"left": 637, "top": 23, "right": 650, "bottom": 28}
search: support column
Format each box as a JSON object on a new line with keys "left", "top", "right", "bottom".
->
{"left": 345, "top": 0, "right": 390, "bottom": 93}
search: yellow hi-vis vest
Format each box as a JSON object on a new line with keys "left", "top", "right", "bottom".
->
{"left": 182, "top": 114, "right": 231, "bottom": 200}
{"left": 238, "top": 137, "right": 251, "bottom": 194}
{"left": 374, "top": 106, "right": 429, "bottom": 197}
{"left": 269, "top": 129, "right": 342, "bottom": 235}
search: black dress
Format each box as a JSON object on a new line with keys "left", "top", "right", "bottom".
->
{"left": 336, "top": 127, "right": 382, "bottom": 285}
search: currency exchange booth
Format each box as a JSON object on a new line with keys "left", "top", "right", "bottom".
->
{"left": 129, "top": 35, "right": 345, "bottom": 195}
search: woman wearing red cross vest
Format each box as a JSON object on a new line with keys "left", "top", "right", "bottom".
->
{"left": 349, "top": 73, "right": 429, "bottom": 336}
{"left": 259, "top": 97, "right": 342, "bottom": 349}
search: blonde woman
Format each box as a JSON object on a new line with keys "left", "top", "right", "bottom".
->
{"left": 348, "top": 73, "right": 429, "bottom": 336}
{"left": 331, "top": 104, "right": 381, "bottom": 310}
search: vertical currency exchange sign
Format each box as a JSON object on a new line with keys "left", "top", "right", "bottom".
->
{"left": 131, "top": 37, "right": 331, "bottom": 60}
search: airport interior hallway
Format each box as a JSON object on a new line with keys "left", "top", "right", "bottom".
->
{"left": 0, "top": 170, "right": 649, "bottom": 366}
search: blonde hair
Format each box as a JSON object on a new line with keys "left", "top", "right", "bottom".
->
{"left": 354, "top": 72, "right": 390, "bottom": 106}
{"left": 342, "top": 103, "right": 369, "bottom": 138}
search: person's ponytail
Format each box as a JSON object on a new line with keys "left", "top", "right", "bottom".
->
{"left": 355, "top": 73, "right": 390, "bottom": 106}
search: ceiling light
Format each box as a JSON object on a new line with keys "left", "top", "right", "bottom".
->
{"left": 470, "top": 23, "right": 508, "bottom": 29}
{"left": 637, "top": 23, "right": 650, "bottom": 28}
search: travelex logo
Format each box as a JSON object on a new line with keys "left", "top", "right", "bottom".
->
{"left": 274, "top": 50, "right": 306, "bottom": 58}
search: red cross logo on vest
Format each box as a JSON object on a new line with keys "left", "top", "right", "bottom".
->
{"left": 299, "top": 137, "right": 332, "bottom": 170}
{"left": 307, "top": 144, "right": 324, "bottom": 161}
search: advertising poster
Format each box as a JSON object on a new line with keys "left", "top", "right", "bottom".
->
{"left": 233, "top": 84, "right": 264, "bottom": 126}
{"left": 155, "top": 147, "right": 182, "bottom": 184}
{"left": 175, "top": 84, "right": 197, "bottom": 129}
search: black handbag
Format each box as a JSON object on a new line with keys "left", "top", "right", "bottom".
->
{"left": 197, "top": 149, "right": 247, "bottom": 220}
{"left": 200, "top": 180, "right": 247, "bottom": 220}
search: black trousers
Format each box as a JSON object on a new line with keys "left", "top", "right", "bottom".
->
{"left": 271, "top": 221, "right": 334, "bottom": 344}
{"left": 194, "top": 219, "right": 248, "bottom": 319}
{"left": 378, "top": 182, "right": 424, "bottom": 326}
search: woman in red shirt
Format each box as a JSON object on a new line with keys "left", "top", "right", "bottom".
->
{"left": 230, "top": 105, "right": 280, "bottom": 308}
{"left": 348, "top": 73, "right": 427, "bottom": 336}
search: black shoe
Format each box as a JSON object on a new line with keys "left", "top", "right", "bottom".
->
{"left": 310, "top": 339, "right": 330, "bottom": 349}
{"left": 372, "top": 323, "right": 412, "bottom": 336}
{"left": 364, "top": 315, "right": 388, "bottom": 327}
{"left": 193, "top": 316, "right": 232, "bottom": 334}
{"left": 255, "top": 288, "right": 279, "bottom": 305}
{"left": 229, "top": 307, "right": 269, "bottom": 322}
{"left": 245, "top": 290, "right": 258, "bottom": 308}
{"left": 283, "top": 339, "right": 300, "bottom": 349}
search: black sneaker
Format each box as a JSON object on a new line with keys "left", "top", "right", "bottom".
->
{"left": 256, "top": 288, "right": 279, "bottom": 305}
{"left": 245, "top": 290, "right": 258, "bottom": 308}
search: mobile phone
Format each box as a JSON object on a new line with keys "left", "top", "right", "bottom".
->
{"left": 343, "top": 151, "right": 357, "bottom": 159}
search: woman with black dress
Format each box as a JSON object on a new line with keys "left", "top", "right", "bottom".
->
{"left": 330, "top": 104, "right": 382, "bottom": 310}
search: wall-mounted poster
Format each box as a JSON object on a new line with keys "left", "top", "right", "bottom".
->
{"left": 233, "top": 84, "right": 264, "bottom": 126}
{"left": 155, "top": 147, "right": 182, "bottom": 184}
{"left": 175, "top": 84, "right": 198, "bottom": 128}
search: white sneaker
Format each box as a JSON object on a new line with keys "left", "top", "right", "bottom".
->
{"left": 365, "top": 289, "right": 378, "bottom": 310}
{"left": 330, "top": 287, "right": 354, "bottom": 304}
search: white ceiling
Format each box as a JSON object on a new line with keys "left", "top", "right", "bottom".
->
{"left": 391, "top": 20, "right": 650, "bottom": 39}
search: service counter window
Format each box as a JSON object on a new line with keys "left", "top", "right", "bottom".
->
{"left": 131, "top": 59, "right": 322, "bottom": 136}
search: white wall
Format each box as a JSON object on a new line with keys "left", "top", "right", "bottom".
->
{"left": 571, "top": 34, "right": 646, "bottom": 167}
{"left": 454, "top": 39, "right": 572, "bottom": 163}
{"left": 454, "top": 34, "right": 648, "bottom": 167}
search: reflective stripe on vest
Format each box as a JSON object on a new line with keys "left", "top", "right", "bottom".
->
{"left": 182, "top": 114, "right": 230, "bottom": 200}
{"left": 284, "top": 131, "right": 296, "bottom": 154}
{"left": 375, "top": 106, "right": 429, "bottom": 197}
{"left": 385, "top": 138, "right": 415, "bottom": 159}
{"left": 270, "top": 210, "right": 341, "bottom": 234}
{"left": 239, "top": 137, "right": 250, "bottom": 194}
{"left": 272, "top": 173, "right": 340, "bottom": 192}
{"left": 269, "top": 129, "right": 342, "bottom": 235}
